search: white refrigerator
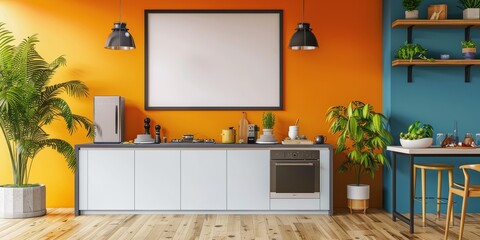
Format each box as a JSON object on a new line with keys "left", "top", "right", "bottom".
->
{"left": 94, "top": 96, "right": 125, "bottom": 143}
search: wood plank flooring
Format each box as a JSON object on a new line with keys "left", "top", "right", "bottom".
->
{"left": 0, "top": 209, "right": 479, "bottom": 239}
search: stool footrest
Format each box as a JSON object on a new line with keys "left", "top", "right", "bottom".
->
{"left": 414, "top": 196, "right": 450, "bottom": 204}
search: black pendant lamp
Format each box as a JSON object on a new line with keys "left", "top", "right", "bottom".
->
{"left": 289, "top": 0, "right": 318, "bottom": 50}
{"left": 105, "top": 0, "right": 135, "bottom": 50}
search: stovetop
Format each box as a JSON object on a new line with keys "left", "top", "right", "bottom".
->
{"left": 170, "top": 138, "right": 216, "bottom": 144}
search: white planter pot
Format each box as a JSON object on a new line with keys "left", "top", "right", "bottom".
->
{"left": 257, "top": 129, "right": 277, "bottom": 143}
{"left": 0, "top": 184, "right": 46, "bottom": 218}
{"left": 405, "top": 10, "right": 419, "bottom": 19}
{"left": 463, "top": 8, "right": 480, "bottom": 19}
{"left": 263, "top": 129, "right": 273, "bottom": 135}
{"left": 347, "top": 184, "right": 370, "bottom": 200}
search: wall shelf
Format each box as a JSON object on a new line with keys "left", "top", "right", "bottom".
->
{"left": 392, "top": 59, "right": 480, "bottom": 83}
{"left": 392, "top": 59, "right": 480, "bottom": 66}
{"left": 392, "top": 19, "right": 480, "bottom": 83}
{"left": 392, "top": 20, "right": 480, "bottom": 28}
{"left": 392, "top": 20, "right": 480, "bottom": 43}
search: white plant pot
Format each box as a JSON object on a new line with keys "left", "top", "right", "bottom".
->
{"left": 263, "top": 129, "right": 273, "bottom": 135}
{"left": 347, "top": 184, "right": 370, "bottom": 200}
{"left": 257, "top": 129, "right": 278, "bottom": 143}
{"left": 405, "top": 10, "right": 419, "bottom": 19}
{"left": 463, "top": 8, "right": 480, "bottom": 19}
{"left": 0, "top": 184, "right": 46, "bottom": 218}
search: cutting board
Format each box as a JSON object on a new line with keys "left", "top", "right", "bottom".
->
{"left": 282, "top": 139, "right": 314, "bottom": 145}
{"left": 238, "top": 112, "right": 249, "bottom": 143}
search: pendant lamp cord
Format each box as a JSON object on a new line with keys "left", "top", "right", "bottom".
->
{"left": 302, "top": 0, "right": 305, "bottom": 24}
{"left": 119, "top": 0, "right": 122, "bottom": 24}
{"left": 302, "top": 0, "right": 306, "bottom": 47}
{"left": 118, "top": 0, "right": 122, "bottom": 48}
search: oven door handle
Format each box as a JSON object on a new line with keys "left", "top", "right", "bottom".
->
{"left": 275, "top": 163, "right": 314, "bottom": 166}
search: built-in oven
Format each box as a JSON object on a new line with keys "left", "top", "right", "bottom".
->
{"left": 270, "top": 150, "right": 320, "bottom": 199}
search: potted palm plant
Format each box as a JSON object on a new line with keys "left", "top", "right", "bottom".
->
{"left": 0, "top": 23, "right": 93, "bottom": 218}
{"left": 326, "top": 101, "right": 392, "bottom": 213}
{"left": 403, "top": 0, "right": 422, "bottom": 19}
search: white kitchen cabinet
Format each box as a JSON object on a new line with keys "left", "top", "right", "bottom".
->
{"left": 227, "top": 150, "right": 270, "bottom": 210}
{"left": 78, "top": 150, "right": 88, "bottom": 210}
{"left": 135, "top": 150, "right": 181, "bottom": 210}
{"left": 87, "top": 150, "right": 134, "bottom": 210}
{"left": 181, "top": 150, "right": 227, "bottom": 210}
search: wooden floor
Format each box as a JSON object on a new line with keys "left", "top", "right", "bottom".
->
{"left": 0, "top": 209, "right": 479, "bottom": 239}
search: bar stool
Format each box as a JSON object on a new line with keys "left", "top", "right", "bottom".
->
{"left": 413, "top": 163, "right": 454, "bottom": 225}
{"left": 444, "top": 164, "right": 480, "bottom": 240}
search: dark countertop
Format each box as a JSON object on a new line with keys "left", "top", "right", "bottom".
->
{"left": 76, "top": 143, "right": 332, "bottom": 149}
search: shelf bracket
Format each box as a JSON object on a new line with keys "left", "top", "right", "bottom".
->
{"left": 465, "top": 26, "right": 472, "bottom": 41}
{"left": 408, "top": 66, "right": 413, "bottom": 83}
{"left": 465, "top": 65, "right": 472, "bottom": 83}
{"left": 407, "top": 26, "right": 413, "bottom": 43}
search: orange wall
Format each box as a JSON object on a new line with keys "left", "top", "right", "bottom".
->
{"left": 0, "top": 0, "right": 383, "bottom": 208}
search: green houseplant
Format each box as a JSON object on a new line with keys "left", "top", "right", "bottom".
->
{"left": 461, "top": 40, "right": 477, "bottom": 59}
{"left": 403, "top": 0, "right": 422, "bottom": 19}
{"left": 262, "top": 112, "right": 275, "bottom": 129}
{"left": 0, "top": 23, "right": 93, "bottom": 218}
{"left": 257, "top": 112, "right": 277, "bottom": 143}
{"left": 459, "top": 0, "right": 480, "bottom": 19}
{"left": 396, "top": 41, "right": 432, "bottom": 62}
{"left": 326, "top": 101, "right": 392, "bottom": 213}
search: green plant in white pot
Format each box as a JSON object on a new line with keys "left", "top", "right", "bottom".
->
{"left": 403, "top": 0, "right": 422, "bottom": 19}
{"left": 257, "top": 112, "right": 277, "bottom": 143}
{"left": 0, "top": 23, "right": 93, "bottom": 218}
{"left": 326, "top": 101, "right": 392, "bottom": 213}
{"left": 459, "top": 0, "right": 480, "bottom": 19}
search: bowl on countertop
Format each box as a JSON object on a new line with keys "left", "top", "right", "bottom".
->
{"left": 400, "top": 138, "right": 433, "bottom": 148}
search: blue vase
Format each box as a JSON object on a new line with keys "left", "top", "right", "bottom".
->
{"left": 462, "top": 48, "right": 476, "bottom": 59}
{"left": 463, "top": 52, "right": 476, "bottom": 59}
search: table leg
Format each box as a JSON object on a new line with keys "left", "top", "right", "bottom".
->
{"left": 409, "top": 155, "right": 415, "bottom": 233}
{"left": 392, "top": 152, "right": 397, "bottom": 221}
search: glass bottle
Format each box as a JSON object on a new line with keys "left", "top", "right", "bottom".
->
{"left": 441, "top": 133, "right": 453, "bottom": 147}
{"left": 464, "top": 133, "right": 474, "bottom": 147}
{"left": 475, "top": 133, "right": 480, "bottom": 147}
{"left": 436, "top": 133, "right": 445, "bottom": 146}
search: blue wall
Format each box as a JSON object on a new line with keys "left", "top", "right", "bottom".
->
{"left": 383, "top": 0, "right": 480, "bottom": 213}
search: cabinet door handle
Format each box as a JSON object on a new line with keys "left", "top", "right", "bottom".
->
{"left": 275, "top": 163, "right": 314, "bottom": 166}
{"left": 115, "top": 105, "right": 118, "bottom": 135}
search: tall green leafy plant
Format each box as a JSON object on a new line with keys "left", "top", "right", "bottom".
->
{"left": 326, "top": 101, "right": 392, "bottom": 185}
{"left": 262, "top": 112, "right": 275, "bottom": 129}
{"left": 0, "top": 23, "right": 93, "bottom": 186}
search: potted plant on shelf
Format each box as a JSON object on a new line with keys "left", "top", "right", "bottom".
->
{"left": 396, "top": 41, "right": 433, "bottom": 62}
{"left": 257, "top": 112, "right": 277, "bottom": 143}
{"left": 461, "top": 40, "right": 477, "bottom": 59}
{"left": 326, "top": 101, "right": 392, "bottom": 213}
{"left": 459, "top": 0, "right": 480, "bottom": 19}
{"left": 403, "top": 0, "right": 422, "bottom": 19}
{"left": 0, "top": 23, "right": 93, "bottom": 218}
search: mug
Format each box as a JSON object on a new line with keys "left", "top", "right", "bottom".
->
{"left": 288, "top": 126, "right": 299, "bottom": 139}
{"left": 315, "top": 135, "right": 327, "bottom": 144}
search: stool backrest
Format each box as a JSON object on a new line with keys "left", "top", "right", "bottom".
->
{"left": 459, "top": 164, "right": 480, "bottom": 190}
